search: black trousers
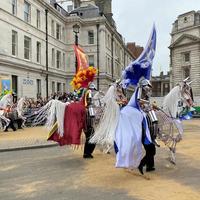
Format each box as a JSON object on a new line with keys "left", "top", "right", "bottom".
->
{"left": 5, "top": 118, "right": 16, "bottom": 131}
{"left": 16, "top": 118, "right": 23, "bottom": 129}
{"left": 140, "top": 143, "right": 156, "bottom": 169}
{"left": 83, "top": 127, "right": 96, "bottom": 156}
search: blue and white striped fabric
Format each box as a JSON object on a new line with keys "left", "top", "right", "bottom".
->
{"left": 122, "top": 25, "right": 157, "bottom": 88}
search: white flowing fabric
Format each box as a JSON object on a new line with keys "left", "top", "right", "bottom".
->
{"left": 90, "top": 85, "right": 120, "bottom": 146}
{"left": 115, "top": 106, "right": 144, "bottom": 168}
{"left": 0, "top": 94, "right": 13, "bottom": 109}
{"left": 32, "top": 100, "right": 69, "bottom": 137}
{"left": 115, "top": 88, "right": 152, "bottom": 169}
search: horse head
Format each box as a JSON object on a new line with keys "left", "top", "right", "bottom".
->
{"left": 0, "top": 93, "right": 13, "bottom": 109}
{"left": 179, "top": 77, "right": 194, "bottom": 108}
{"left": 163, "top": 77, "right": 194, "bottom": 118}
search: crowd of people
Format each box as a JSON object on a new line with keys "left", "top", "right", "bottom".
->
{"left": 0, "top": 91, "right": 80, "bottom": 132}
{"left": 0, "top": 89, "right": 95, "bottom": 132}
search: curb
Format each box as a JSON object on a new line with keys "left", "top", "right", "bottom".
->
{"left": 0, "top": 143, "right": 58, "bottom": 153}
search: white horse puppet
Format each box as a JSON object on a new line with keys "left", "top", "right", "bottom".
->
{"left": 0, "top": 93, "right": 13, "bottom": 130}
{"left": 154, "top": 77, "right": 194, "bottom": 163}
{"left": 90, "top": 78, "right": 194, "bottom": 164}
{"left": 0, "top": 94, "right": 27, "bottom": 130}
{"left": 16, "top": 97, "right": 27, "bottom": 127}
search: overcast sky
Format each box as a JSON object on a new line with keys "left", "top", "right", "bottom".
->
{"left": 112, "top": 0, "right": 200, "bottom": 75}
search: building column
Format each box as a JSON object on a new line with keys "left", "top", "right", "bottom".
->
{"left": 160, "top": 82, "right": 164, "bottom": 96}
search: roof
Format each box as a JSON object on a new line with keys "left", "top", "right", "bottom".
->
{"left": 70, "top": 3, "right": 100, "bottom": 18}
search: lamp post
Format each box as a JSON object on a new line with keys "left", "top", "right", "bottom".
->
{"left": 73, "top": 24, "right": 80, "bottom": 73}
{"left": 45, "top": 9, "right": 49, "bottom": 99}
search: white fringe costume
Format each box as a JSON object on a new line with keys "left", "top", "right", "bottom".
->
{"left": 90, "top": 85, "right": 120, "bottom": 147}
{"left": 32, "top": 100, "right": 69, "bottom": 137}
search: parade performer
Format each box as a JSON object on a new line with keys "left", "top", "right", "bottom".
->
{"left": 82, "top": 82, "right": 98, "bottom": 158}
{"left": 115, "top": 25, "right": 156, "bottom": 172}
{"left": 0, "top": 92, "right": 14, "bottom": 131}
{"left": 89, "top": 80, "right": 127, "bottom": 152}
{"left": 33, "top": 45, "right": 97, "bottom": 158}
{"left": 89, "top": 25, "right": 157, "bottom": 172}
{"left": 154, "top": 77, "right": 194, "bottom": 164}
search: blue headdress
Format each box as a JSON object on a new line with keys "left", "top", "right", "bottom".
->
{"left": 122, "top": 24, "right": 157, "bottom": 88}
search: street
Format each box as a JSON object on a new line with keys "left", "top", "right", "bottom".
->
{"left": 0, "top": 120, "right": 200, "bottom": 200}
{"left": 0, "top": 147, "right": 136, "bottom": 200}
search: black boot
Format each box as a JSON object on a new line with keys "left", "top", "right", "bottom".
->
{"left": 146, "top": 167, "right": 155, "bottom": 172}
{"left": 83, "top": 154, "right": 93, "bottom": 159}
{"left": 138, "top": 163, "right": 144, "bottom": 175}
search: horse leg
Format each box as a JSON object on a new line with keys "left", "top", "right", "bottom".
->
{"left": 169, "top": 139, "right": 176, "bottom": 165}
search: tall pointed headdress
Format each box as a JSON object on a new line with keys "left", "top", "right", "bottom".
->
{"left": 122, "top": 24, "right": 157, "bottom": 88}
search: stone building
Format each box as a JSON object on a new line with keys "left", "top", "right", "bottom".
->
{"left": 126, "top": 42, "right": 143, "bottom": 59}
{"left": 0, "top": 0, "right": 68, "bottom": 98}
{"left": 65, "top": 0, "right": 135, "bottom": 91}
{"left": 0, "top": 0, "right": 135, "bottom": 98}
{"left": 169, "top": 10, "right": 200, "bottom": 101}
{"left": 151, "top": 71, "right": 170, "bottom": 97}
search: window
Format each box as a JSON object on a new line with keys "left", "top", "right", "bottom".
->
{"left": 56, "top": 23, "right": 61, "bottom": 40}
{"left": 62, "top": 27, "right": 65, "bottom": 41}
{"left": 105, "top": 32, "right": 108, "bottom": 47}
{"left": 88, "top": 30, "right": 94, "bottom": 44}
{"left": 51, "top": 20, "right": 55, "bottom": 37}
{"left": 56, "top": 50, "right": 61, "bottom": 68}
{"left": 52, "top": 48, "right": 55, "bottom": 67}
{"left": 12, "top": 0, "right": 17, "bottom": 15}
{"left": 67, "top": 5, "right": 73, "bottom": 12}
{"left": 12, "top": 30, "right": 18, "bottom": 56}
{"left": 12, "top": 75, "right": 18, "bottom": 96}
{"left": 36, "top": 79, "right": 41, "bottom": 98}
{"left": 115, "top": 42, "right": 118, "bottom": 56}
{"left": 107, "top": 57, "right": 111, "bottom": 74}
{"left": 184, "top": 52, "right": 190, "bottom": 62}
{"left": 36, "top": 10, "right": 40, "bottom": 29}
{"left": 63, "top": 83, "right": 66, "bottom": 92}
{"left": 57, "top": 82, "right": 61, "bottom": 92}
{"left": 108, "top": 34, "right": 110, "bottom": 49}
{"left": 52, "top": 81, "right": 55, "bottom": 93}
{"left": 24, "top": 36, "right": 31, "bottom": 60}
{"left": 36, "top": 42, "right": 41, "bottom": 63}
{"left": 63, "top": 53, "right": 65, "bottom": 70}
{"left": 184, "top": 17, "right": 188, "bottom": 23}
{"left": 88, "top": 55, "right": 94, "bottom": 67}
{"left": 183, "top": 67, "right": 190, "bottom": 78}
{"left": 24, "top": 1, "right": 31, "bottom": 23}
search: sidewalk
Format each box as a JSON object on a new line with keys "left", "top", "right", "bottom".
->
{"left": 0, "top": 119, "right": 199, "bottom": 153}
{"left": 0, "top": 126, "right": 57, "bottom": 152}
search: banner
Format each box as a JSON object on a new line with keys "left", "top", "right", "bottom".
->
{"left": 1, "top": 79, "right": 11, "bottom": 92}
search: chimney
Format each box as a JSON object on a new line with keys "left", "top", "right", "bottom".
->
{"left": 95, "top": 0, "right": 112, "bottom": 16}
{"left": 79, "top": 0, "right": 96, "bottom": 7}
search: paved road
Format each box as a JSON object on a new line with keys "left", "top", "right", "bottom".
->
{"left": 0, "top": 147, "right": 136, "bottom": 200}
{"left": 0, "top": 120, "right": 200, "bottom": 200}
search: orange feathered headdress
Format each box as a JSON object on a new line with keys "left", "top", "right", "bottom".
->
{"left": 70, "top": 45, "right": 97, "bottom": 90}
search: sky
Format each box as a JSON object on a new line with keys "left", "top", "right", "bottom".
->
{"left": 112, "top": 0, "right": 200, "bottom": 75}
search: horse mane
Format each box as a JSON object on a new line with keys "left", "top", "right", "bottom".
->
{"left": 162, "top": 85, "right": 181, "bottom": 118}
{"left": 17, "top": 97, "right": 25, "bottom": 116}
{"left": 0, "top": 94, "right": 13, "bottom": 109}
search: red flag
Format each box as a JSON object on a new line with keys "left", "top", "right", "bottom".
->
{"left": 71, "top": 45, "right": 97, "bottom": 90}
{"left": 73, "top": 45, "right": 89, "bottom": 71}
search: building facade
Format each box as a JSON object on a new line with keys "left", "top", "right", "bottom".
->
{"left": 0, "top": 0, "right": 69, "bottom": 98}
{"left": 0, "top": 0, "right": 134, "bottom": 98}
{"left": 169, "top": 11, "right": 200, "bottom": 100}
{"left": 65, "top": 0, "right": 134, "bottom": 91}
{"left": 151, "top": 71, "right": 170, "bottom": 97}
